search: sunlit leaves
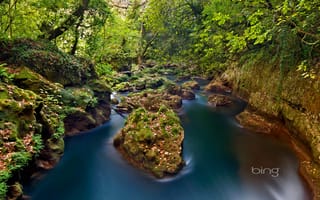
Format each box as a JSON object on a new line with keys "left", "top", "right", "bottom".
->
{"left": 0, "top": 0, "right": 43, "bottom": 39}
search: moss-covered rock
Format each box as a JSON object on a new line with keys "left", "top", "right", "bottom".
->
{"left": 205, "top": 79, "right": 232, "bottom": 94}
{"left": 114, "top": 82, "right": 133, "bottom": 92}
{"left": 0, "top": 39, "right": 113, "bottom": 198}
{"left": 166, "top": 84, "right": 195, "bottom": 100}
{"left": 182, "top": 80, "right": 200, "bottom": 90}
{"left": 145, "top": 77, "right": 164, "bottom": 89}
{"left": 7, "top": 182, "right": 23, "bottom": 200}
{"left": 208, "top": 94, "right": 233, "bottom": 107}
{"left": 116, "top": 90, "right": 182, "bottom": 113}
{"left": 13, "top": 66, "right": 62, "bottom": 95}
{"left": 0, "top": 83, "right": 43, "bottom": 198}
{"left": 0, "top": 39, "right": 97, "bottom": 86}
{"left": 113, "top": 106, "right": 184, "bottom": 178}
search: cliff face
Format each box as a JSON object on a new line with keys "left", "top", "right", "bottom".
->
{"left": 222, "top": 61, "right": 320, "bottom": 198}
{"left": 224, "top": 62, "right": 320, "bottom": 164}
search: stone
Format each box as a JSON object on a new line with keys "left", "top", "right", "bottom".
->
{"left": 205, "top": 80, "right": 232, "bottom": 94}
{"left": 208, "top": 94, "right": 232, "bottom": 107}
{"left": 182, "top": 80, "right": 200, "bottom": 90}
{"left": 181, "top": 89, "right": 195, "bottom": 100}
{"left": 113, "top": 106, "right": 184, "bottom": 178}
{"left": 117, "top": 90, "right": 182, "bottom": 113}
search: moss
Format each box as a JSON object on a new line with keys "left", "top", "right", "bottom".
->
{"left": 113, "top": 106, "right": 184, "bottom": 178}
{"left": 0, "top": 39, "right": 113, "bottom": 199}
{"left": 114, "top": 82, "right": 133, "bottom": 92}
{"left": 13, "top": 67, "right": 62, "bottom": 95}
{"left": 225, "top": 60, "right": 320, "bottom": 165}
{"left": 60, "top": 87, "right": 97, "bottom": 108}
{"left": 117, "top": 90, "right": 182, "bottom": 113}
{"left": 181, "top": 80, "right": 200, "bottom": 90}
{"left": 88, "top": 79, "right": 112, "bottom": 93}
{"left": 46, "top": 138, "right": 64, "bottom": 154}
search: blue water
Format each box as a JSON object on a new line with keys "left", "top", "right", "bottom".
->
{"left": 26, "top": 97, "right": 310, "bottom": 200}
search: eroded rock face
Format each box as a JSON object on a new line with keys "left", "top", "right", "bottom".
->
{"left": 113, "top": 106, "right": 184, "bottom": 178}
{"left": 223, "top": 63, "right": 320, "bottom": 197}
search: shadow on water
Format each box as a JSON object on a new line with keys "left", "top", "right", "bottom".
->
{"left": 25, "top": 97, "right": 311, "bottom": 200}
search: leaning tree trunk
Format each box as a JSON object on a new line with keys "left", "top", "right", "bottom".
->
{"left": 43, "top": 0, "right": 90, "bottom": 41}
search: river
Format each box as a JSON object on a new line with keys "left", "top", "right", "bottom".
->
{"left": 25, "top": 95, "right": 311, "bottom": 200}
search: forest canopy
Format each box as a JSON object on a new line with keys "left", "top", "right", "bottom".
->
{"left": 0, "top": 0, "right": 319, "bottom": 77}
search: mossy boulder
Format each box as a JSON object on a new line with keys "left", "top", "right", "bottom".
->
{"left": 37, "top": 137, "right": 64, "bottom": 170}
{"left": 134, "top": 80, "right": 146, "bottom": 91}
{"left": 114, "top": 82, "right": 133, "bottom": 92}
{"left": 60, "top": 87, "right": 97, "bottom": 108}
{"left": 208, "top": 94, "right": 233, "bottom": 107}
{"left": 7, "top": 182, "right": 23, "bottom": 200}
{"left": 205, "top": 79, "right": 232, "bottom": 94}
{"left": 0, "top": 39, "right": 97, "bottom": 86}
{"left": 116, "top": 90, "right": 182, "bottom": 113}
{"left": 145, "top": 77, "right": 164, "bottom": 89}
{"left": 182, "top": 80, "right": 200, "bottom": 90}
{"left": 166, "top": 84, "right": 195, "bottom": 100}
{"left": 113, "top": 106, "right": 184, "bottom": 178}
{"left": 12, "top": 66, "right": 62, "bottom": 94}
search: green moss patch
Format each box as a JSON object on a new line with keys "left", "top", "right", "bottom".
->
{"left": 114, "top": 106, "right": 184, "bottom": 178}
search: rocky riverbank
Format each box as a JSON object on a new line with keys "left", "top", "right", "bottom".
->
{"left": 221, "top": 61, "right": 320, "bottom": 200}
{"left": 0, "top": 39, "right": 112, "bottom": 199}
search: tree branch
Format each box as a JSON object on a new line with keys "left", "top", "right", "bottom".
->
{"left": 43, "top": 0, "right": 90, "bottom": 40}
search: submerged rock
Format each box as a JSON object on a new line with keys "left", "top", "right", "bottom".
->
{"left": 113, "top": 106, "right": 184, "bottom": 178}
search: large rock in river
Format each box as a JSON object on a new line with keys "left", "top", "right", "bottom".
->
{"left": 116, "top": 90, "right": 182, "bottom": 113}
{"left": 113, "top": 106, "right": 184, "bottom": 178}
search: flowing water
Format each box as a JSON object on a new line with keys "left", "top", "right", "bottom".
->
{"left": 25, "top": 96, "right": 311, "bottom": 200}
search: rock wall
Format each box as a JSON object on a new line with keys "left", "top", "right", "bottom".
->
{"left": 0, "top": 39, "right": 112, "bottom": 198}
{"left": 223, "top": 61, "right": 320, "bottom": 163}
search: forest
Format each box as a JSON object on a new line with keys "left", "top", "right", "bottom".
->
{"left": 0, "top": 0, "right": 319, "bottom": 199}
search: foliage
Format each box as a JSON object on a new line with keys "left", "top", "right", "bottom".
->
{"left": 86, "top": 12, "right": 140, "bottom": 68}
{"left": 53, "top": 116, "right": 66, "bottom": 140}
{"left": 0, "top": 0, "right": 111, "bottom": 56}
{"left": 1, "top": 0, "right": 318, "bottom": 76}
{"left": 0, "top": 170, "right": 10, "bottom": 199}
{"left": 193, "top": 0, "right": 319, "bottom": 75}
{"left": 95, "top": 63, "right": 114, "bottom": 77}
{"left": 32, "top": 134, "right": 44, "bottom": 155}
{"left": 9, "top": 152, "right": 31, "bottom": 171}
{"left": 0, "top": 63, "right": 14, "bottom": 83}
{"left": 141, "top": 0, "right": 206, "bottom": 61}
{"left": 297, "top": 60, "right": 317, "bottom": 79}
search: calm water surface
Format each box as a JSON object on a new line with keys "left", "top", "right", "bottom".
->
{"left": 25, "top": 96, "right": 310, "bottom": 200}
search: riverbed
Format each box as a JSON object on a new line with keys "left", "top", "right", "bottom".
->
{"left": 25, "top": 96, "right": 310, "bottom": 200}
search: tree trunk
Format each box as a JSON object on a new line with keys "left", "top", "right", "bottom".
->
{"left": 70, "top": 16, "right": 84, "bottom": 55}
{"left": 43, "top": 0, "right": 90, "bottom": 40}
